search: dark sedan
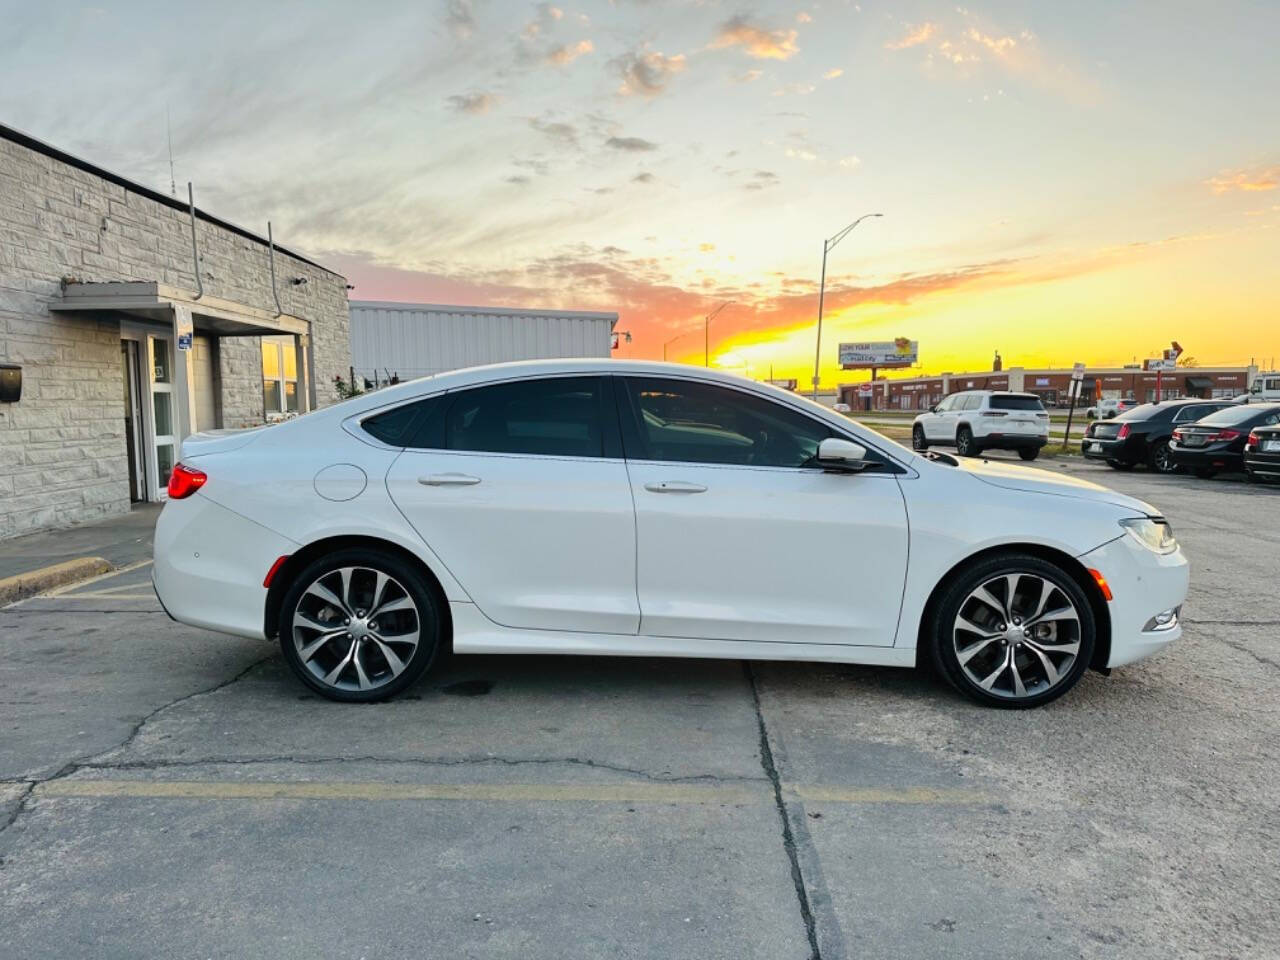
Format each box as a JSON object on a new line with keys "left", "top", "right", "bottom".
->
{"left": 1245, "top": 423, "right": 1280, "bottom": 483}
{"left": 1170, "top": 403, "right": 1280, "bottom": 478}
{"left": 1080, "top": 398, "right": 1237, "bottom": 473}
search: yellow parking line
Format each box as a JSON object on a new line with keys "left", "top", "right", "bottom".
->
{"left": 38, "top": 779, "right": 987, "bottom": 806}
{"left": 791, "top": 785, "right": 988, "bottom": 805}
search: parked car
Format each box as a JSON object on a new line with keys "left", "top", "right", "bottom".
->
{"left": 154, "top": 360, "right": 1189, "bottom": 710}
{"left": 912, "top": 391, "right": 1049, "bottom": 460}
{"left": 1169, "top": 403, "right": 1280, "bottom": 478}
{"left": 1244, "top": 422, "right": 1280, "bottom": 483}
{"left": 1081, "top": 398, "right": 1236, "bottom": 473}
{"left": 1086, "top": 397, "right": 1138, "bottom": 419}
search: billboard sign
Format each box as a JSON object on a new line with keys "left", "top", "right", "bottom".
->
{"left": 839, "top": 338, "right": 918, "bottom": 369}
{"left": 1144, "top": 357, "right": 1176, "bottom": 372}
{"left": 1071, "top": 362, "right": 1085, "bottom": 381}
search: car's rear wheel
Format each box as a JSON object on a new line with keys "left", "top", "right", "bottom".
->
{"left": 1017, "top": 448, "right": 1040, "bottom": 461}
{"left": 956, "top": 427, "right": 979, "bottom": 457}
{"left": 1148, "top": 440, "right": 1178, "bottom": 474}
{"left": 930, "top": 553, "right": 1095, "bottom": 709}
{"left": 912, "top": 425, "right": 928, "bottom": 451}
{"left": 278, "top": 548, "right": 442, "bottom": 702}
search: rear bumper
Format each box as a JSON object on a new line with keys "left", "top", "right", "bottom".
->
{"left": 977, "top": 433, "right": 1048, "bottom": 449}
{"left": 153, "top": 494, "right": 298, "bottom": 640}
{"left": 1244, "top": 448, "right": 1280, "bottom": 477}
{"left": 1081, "top": 436, "right": 1137, "bottom": 462}
{"left": 1079, "top": 534, "right": 1190, "bottom": 668}
{"left": 1169, "top": 444, "right": 1243, "bottom": 470}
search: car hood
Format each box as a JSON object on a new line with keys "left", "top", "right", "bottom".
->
{"left": 952, "top": 457, "right": 1157, "bottom": 515}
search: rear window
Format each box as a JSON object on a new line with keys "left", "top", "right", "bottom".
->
{"left": 989, "top": 395, "right": 1044, "bottom": 411}
{"left": 1115, "top": 403, "right": 1169, "bottom": 421}
{"left": 1195, "top": 404, "right": 1277, "bottom": 427}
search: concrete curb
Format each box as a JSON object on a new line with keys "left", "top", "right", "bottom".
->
{"left": 0, "top": 556, "right": 113, "bottom": 605}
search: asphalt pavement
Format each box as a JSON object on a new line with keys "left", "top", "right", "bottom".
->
{"left": 1, "top": 457, "right": 1277, "bottom": 959}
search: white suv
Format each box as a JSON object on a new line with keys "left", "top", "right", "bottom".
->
{"left": 912, "top": 391, "right": 1050, "bottom": 460}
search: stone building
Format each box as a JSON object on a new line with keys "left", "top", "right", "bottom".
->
{"left": 0, "top": 123, "right": 351, "bottom": 539}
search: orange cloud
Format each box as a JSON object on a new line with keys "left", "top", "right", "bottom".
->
{"left": 885, "top": 22, "right": 937, "bottom": 50}
{"left": 713, "top": 15, "right": 800, "bottom": 60}
{"left": 1205, "top": 166, "right": 1279, "bottom": 194}
{"left": 546, "top": 39, "right": 594, "bottom": 66}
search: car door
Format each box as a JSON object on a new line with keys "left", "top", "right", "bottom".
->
{"left": 384, "top": 375, "right": 640, "bottom": 634}
{"left": 923, "top": 395, "right": 952, "bottom": 441}
{"left": 616, "top": 375, "right": 910, "bottom": 647}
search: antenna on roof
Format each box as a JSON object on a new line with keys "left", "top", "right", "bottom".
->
{"left": 166, "top": 107, "right": 177, "bottom": 198}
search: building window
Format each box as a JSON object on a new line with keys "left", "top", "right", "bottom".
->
{"left": 262, "top": 337, "right": 299, "bottom": 417}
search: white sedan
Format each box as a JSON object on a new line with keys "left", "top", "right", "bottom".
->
{"left": 154, "top": 360, "right": 1189, "bottom": 709}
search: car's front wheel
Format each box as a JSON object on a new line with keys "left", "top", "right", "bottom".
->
{"left": 278, "top": 548, "right": 443, "bottom": 702}
{"left": 912, "top": 425, "right": 928, "bottom": 451}
{"left": 930, "top": 553, "right": 1095, "bottom": 709}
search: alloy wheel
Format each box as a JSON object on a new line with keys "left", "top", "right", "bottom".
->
{"left": 291, "top": 566, "right": 421, "bottom": 693}
{"left": 952, "top": 571, "right": 1081, "bottom": 701}
{"left": 912, "top": 426, "right": 927, "bottom": 450}
{"left": 1151, "top": 441, "right": 1175, "bottom": 473}
{"left": 957, "top": 429, "right": 974, "bottom": 456}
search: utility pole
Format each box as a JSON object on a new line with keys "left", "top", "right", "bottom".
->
{"left": 812, "top": 213, "right": 883, "bottom": 400}
{"left": 704, "top": 301, "right": 733, "bottom": 367}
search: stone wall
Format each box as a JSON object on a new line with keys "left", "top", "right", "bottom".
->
{"left": 0, "top": 132, "right": 350, "bottom": 538}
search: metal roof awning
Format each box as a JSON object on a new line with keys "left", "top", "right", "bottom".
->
{"left": 1186, "top": 376, "right": 1213, "bottom": 389}
{"left": 50, "top": 281, "right": 309, "bottom": 337}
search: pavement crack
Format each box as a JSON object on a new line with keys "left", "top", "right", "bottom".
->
{"left": 1217, "top": 639, "right": 1280, "bottom": 671}
{"left": 747, "top": 662, "right": 823, "bottom": 960}
{"left": 0, "top": 653, "right": 275, "bottom": 840}
{"left": 70, "top": 755, "right": 764, "bottom": 784}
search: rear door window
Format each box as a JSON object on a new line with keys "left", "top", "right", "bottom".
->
{"left": 444, "top": 377, "right": 612, "bottom": 458}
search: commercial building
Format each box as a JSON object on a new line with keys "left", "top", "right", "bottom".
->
{"left": 349, "top": 301, "right": 617, "bottom": 385}
{"left": 0, "top": 123, "right": 351, "bottom": 539}
{"left": 840, "top": 364, "right": 1258, "bottom": 412}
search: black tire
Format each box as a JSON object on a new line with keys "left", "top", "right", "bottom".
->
{"left": 912, "top": 425, "right": 928, "bottom": 451}
{"left": 956, "top": 427, "right": 979, "bottom": 457}
{"left": 1148, "top": 440, "right": 1178, "bottom": 474}
{"left": 1017, "top": 448, "right": 1040, "bottom": 461}
{"left": 1106, "top": 459, "right": 1136, "bottom": 471}
{"left": 1193, "top": 467, "right": 1217, "bottom": 480}
{"left": 278, "top": 548, "right": 443, "bottom": 702}
{"left": 929, "top": 552, "right": 1096, "bottom": 709}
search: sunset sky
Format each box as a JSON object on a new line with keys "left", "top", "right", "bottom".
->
{"left": 2, "top": 1, "right": 1277, "bottom": 383}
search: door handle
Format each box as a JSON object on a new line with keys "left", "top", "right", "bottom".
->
{"left": 419, "top": 473, "right": 481, "bottom": 486}
{"left": 644, "top": 480, "right": 707, "bottom": 494}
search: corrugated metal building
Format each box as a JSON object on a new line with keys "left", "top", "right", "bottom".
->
{"left": 349, "top": 301, "right": 617, "bottom": 383}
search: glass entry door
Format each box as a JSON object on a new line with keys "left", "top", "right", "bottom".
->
{"left": 148, "top": 335, "right": 176, "bottom": 493}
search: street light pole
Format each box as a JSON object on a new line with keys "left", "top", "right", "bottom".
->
{"left": 663, "top": 334, "right": 684, "bottom": 362}
{"left": 812, "top": 213, "right": 882, "bottom": 400}
{"left": 704, "top": 300, "right": 734, "bottom": 367}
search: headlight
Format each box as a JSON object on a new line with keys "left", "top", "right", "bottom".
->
{"left": 1119, "top": 517, "right": 1178, "bottom": 554}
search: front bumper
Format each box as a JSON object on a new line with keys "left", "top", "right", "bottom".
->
{"left": 153, "top": 493, "right": 298, "bottom": 640}
{"left": 1079, "top": 533, "right": 1190, "bottom": 668}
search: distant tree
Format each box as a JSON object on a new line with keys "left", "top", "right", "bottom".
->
{"left": 1179, "top": 356, "right": 1199, "bottom": 368}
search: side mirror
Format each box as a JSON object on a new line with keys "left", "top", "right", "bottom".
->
{"left": 929, "top": 405, "right": 938, "bottom": 413}
{"left": 817, "top": 437, "right": 868, "bottom": 471}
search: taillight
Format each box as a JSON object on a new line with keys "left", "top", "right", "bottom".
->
{"left": 167, "top": 463, "right": 207, "bottom": 499}
{"left": 1248, "top": 431, "right": 1261, "bottom": 446}
{"left": 1210, "top": 429, "right": 1240, "bottom": 442}
{"left": 1171, "top": 429, "right": 1183, "bottom": 441}
{"left": 1117, "top": 424, "right": 1131, "bottom": 439}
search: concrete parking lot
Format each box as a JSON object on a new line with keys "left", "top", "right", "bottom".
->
{"left": 2, "top": 458, "right": 1277, "bottom": 960}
